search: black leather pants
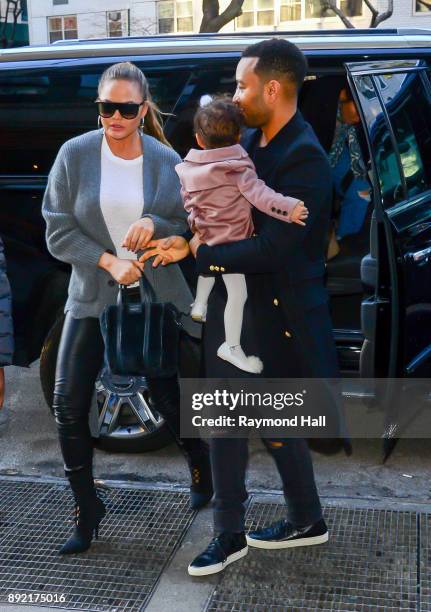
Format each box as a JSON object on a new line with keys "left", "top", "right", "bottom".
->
{"left": 53, "top": 312, "right": 202, "bottom": 500}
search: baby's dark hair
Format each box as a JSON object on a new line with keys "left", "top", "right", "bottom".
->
{"left": 194, "top": 95, "right": 244, "bottom": 149}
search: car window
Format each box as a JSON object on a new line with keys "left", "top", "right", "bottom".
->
{"left": 165, "top": 64, "right": 237, "bottom": 159}
{"left": 375, "top": 71, "right": 431, "bottom": 199}
{"left": 352, "top": 75, "right": 404, "bottom": 208}
{"left": 0, "top": 63, "right": 191, "bottom": 175}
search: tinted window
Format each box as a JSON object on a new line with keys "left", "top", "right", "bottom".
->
{"left": 375, "top": 71, "right": 431, "bottom": 199}
{"left": 0, "top": 62, "right": 191, "bottom": 175}
{"left": 353, "top": 75, "right": 404, "bottom": 208}
{"left": 166, "top": 63, "right": 237, "bottom": 159}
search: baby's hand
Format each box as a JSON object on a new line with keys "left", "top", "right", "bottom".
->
{"left": 291, "top": 201, "right": 309, "bottom": 226}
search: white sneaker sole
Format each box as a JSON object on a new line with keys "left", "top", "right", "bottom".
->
{"left": 188, "top": 545, "right": 248, "bottom": 576}
{"left": 246, "top": 531, "right": 328, "bottom": 550}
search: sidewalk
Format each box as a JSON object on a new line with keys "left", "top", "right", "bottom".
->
{"left": 0, "top": 475, "right": 430, "bottom": 612}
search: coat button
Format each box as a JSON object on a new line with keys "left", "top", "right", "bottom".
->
{"left": 282, "top": 211, "right": 287, "bottom": 216}
{"left": 273, "top": 298, "right": 279, "bottom": 306}
{"left": 220, "top": 267, "right": 225, "bottom": 272}
{"left": 277, "top": 209, "right": 281, "bottom": 214}
{"left": 271, "top": 207, "right": 275, "bottom": 212}
{"left": 284, "top": 330, "right": 291, "bottom": 338}
{"left": 108, "top": 280, "right": 115, "bottom": 286}
{"left": 215, "top": 266, "right": 220, "bottom": 271}
{"left": 210, "top": 265, "right": 215, "bottom": 271}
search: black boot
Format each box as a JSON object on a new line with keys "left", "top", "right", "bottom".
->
{"left": 180, "top": 439, "right": 214, "bottom": 510}
{"left": 146, "top": 376, "right": 214, "bottom": 510}
{"left": 59, "top": 466, "right": 106, "bottom": 555}
{"left": 59, "top": 497, "right": 106, "bottom": 555}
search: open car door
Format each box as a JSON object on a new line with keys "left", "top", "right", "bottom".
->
{"left": 345, "top": 59, "right": 431, "bottom": 381}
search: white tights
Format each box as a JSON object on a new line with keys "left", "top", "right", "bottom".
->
{"left": 195, "top": 274, "right": 247, "bottom": 347}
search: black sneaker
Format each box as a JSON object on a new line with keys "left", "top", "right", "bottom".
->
{"left": 246, "top": 518, "right": 328, "bottom": 550}
{"left": 188, "top": 531, "right": 248, "bottom": 576}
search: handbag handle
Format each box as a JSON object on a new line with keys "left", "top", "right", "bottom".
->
{"left": 118, "top": 274, "right": 156, "bottom": 306}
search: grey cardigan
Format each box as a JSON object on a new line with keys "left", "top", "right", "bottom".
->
{"left": 42, "top": 128, "right": 200, "bottom": 338}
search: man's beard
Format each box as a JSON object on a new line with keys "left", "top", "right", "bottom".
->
{"left": 242, "top": 106, "right": 270, "bottom": 129}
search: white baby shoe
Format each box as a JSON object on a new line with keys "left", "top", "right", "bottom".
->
{"left": 217, "top": 343, "right": 263, "bottom": 374}
{"left": 191, "top": 302, "right": 207, "bottom": 322}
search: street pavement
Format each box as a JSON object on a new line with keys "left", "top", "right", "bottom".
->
{"left": 1, "top": 363, "right": 431, "bottom": 611}
{"left": 2, "top": 363, "right": 431, "bottom": 501}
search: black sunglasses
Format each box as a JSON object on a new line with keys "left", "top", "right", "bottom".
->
{"left": 96, "top": 100, "right": 145, "bottom": 120}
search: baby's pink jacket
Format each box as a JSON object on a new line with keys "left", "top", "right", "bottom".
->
{"left": 175, "top": 143, "right": 303, "bottom": 247}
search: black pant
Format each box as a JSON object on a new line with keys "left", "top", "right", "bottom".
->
{"left": 210, "top": 437, "right": 322, "bottom": 534}
{"left": 204, "top": 278, "right": 323, "bottom": 534}
{"left": 53, "top": 312, "right": 201, "bottom": 482}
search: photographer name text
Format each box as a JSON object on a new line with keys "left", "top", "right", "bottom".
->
{"left": 191, "top": 415, "right": 326, "bottom": 428}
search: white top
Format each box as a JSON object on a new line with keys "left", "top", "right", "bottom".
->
{"left": 100, "top": 134, "right": 144, "bottom": 262}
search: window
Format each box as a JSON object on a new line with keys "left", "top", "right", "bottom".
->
{"left": 237, "top": 0, "right": 275, "bottom": 27}
{"left": 375, "top": 71, "right": 431, "bottom": 198}
{"left": 166, "top": 64, "right": 237, "bottom": 158}
{"left": 340, "top": 0, "right": 362, "bottom": 16}
{"left": 236, "top": 0, "right": 361, "bottom": 27}
{"left": 237, "top": 0, "right": 254, "bottom": 27}
{"left": 306, "top": 0, "right": 362, "bottom": 18}
{"left": 353, "top": 75, "right": 403, "bottom": 208}
{"left": 305, "top": 0, "right": 330, "bottom": 18}
{"left": 280, "top": 0, "right": 301, "bottom": 21}
{"left": 257, "top": 0, "right": 275, "bottom": 25}
{"left": 21, "top": 0, "right": 28, "bottom": 21}
{"left": 48, "top": 15, "right": 77, "bottom": 43}
{"left": 0, "top": 63, "right": 191, "bottom": 175}
{"left": 107, "top": 10, "right": 129, "bottom": 37}
{"left": 158, "top": 1, "right": 193, "bottom": 33}
{"left": 415, "top": 0, "right": 431, "bottom": 13}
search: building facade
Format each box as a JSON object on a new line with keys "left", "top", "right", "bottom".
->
{"left": 1, "top": 0, "right": 29, "bottom": 46}
{"left": 26, "top": 0, "right": 431, "bottom": 45}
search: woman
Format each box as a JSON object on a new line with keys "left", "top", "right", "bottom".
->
{"left": 328, "top": 86, "right": 371, "bottom": 241}
{"left": 0, "top": 235, "right": 14, "bottom": 433}
{"left": 42, "top": 61, "right": 212, "bottom": 556}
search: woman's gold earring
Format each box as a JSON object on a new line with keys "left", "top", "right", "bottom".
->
{"left": 140, "top": 117, "right": 145, "bottom": 130}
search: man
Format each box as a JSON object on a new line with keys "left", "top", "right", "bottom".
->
{"left": 142, "top": 38, "right": 348, "bottom": 576}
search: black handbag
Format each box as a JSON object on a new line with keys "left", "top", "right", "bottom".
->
{"left": 100, "top": 275, "right": 182, "bottom": 377}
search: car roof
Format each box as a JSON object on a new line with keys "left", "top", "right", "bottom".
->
{"left": 1, "top": 28, "right": 431, "bottom": 63}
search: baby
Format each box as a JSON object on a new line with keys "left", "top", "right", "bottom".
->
{"left": 175, "top": 96, "right": 308, "bottom": 374}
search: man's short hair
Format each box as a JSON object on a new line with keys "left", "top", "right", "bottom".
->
{"left": 242, "top": 38, "right": 308, "bottom": 93}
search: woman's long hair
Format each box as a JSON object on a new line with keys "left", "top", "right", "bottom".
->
{"left": 98, "top": 61, "right": 172, "bottom": 148}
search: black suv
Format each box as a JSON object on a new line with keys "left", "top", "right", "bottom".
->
{"left": 2, "top": 28, "right": 431, "bottom": 452}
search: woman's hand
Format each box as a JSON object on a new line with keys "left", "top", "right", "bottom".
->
{"left": 139, "top": 236, "right": 190, "bottom": 268}
{"left": 122, "top": 217, "right": 155, "bottom": 252}
{"left": 101, "top": 255, "right": 145, "bottom": 285}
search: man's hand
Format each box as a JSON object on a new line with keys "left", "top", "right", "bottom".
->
{"left": 139, "top": 236, "right": 190, "bottom": 268}
{"left": 290, "top": 201, "right": 309, "bottom": 226}
{"left": 122, "top": 217, "right": 155, "bottom": 252}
